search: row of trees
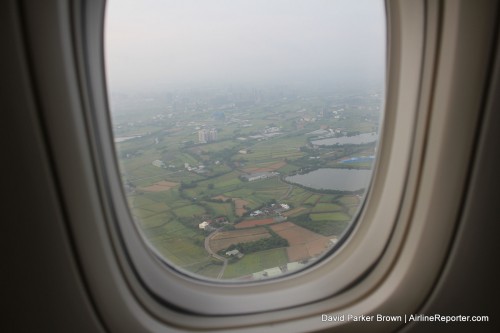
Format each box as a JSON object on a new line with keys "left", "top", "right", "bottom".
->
{"left": 224, "top": 226, "right": 289, "bottom": 255}
{"left": 226, "top": 236, "right": 288, "bottom": 255}
{"left": 289, "top": 213, "right": 349, "bottom": 237}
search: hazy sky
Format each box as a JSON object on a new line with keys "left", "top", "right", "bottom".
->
{"left": 105, "top": 0, "right": 385, "bottom": 92}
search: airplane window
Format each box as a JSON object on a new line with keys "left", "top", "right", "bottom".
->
{"left": 105, "top": 0, "right": 386, "bottom": 281}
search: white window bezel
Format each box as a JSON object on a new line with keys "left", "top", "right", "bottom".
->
{"left": 20, "top": 0, "right": 499, "bottom": 331}
{"left": 97, "top": 0, "right": 408, "bottom": 315}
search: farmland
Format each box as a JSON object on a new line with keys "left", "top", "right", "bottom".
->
{"left": 209, "top": 227, "right": 271, "bottom": 253}
{"left": 270, "top": 222, "right": 333, "bottom": 262}
{"left": 111, "top": 86, "right": 382, "bottom": 280}
{"left": 223, "top": 248, "right": 288, "bottom": 279}
{"left": 235, "top": 218, "right": 277, "bottom": 229}
{"left": 139, "top": 181, "right": 178, "bottom": 192}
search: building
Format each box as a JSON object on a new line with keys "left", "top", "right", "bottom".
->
{"left": 225, "top": 249, "right": 240, "bottom": 256}
{"left": 214, "top": 217, "right": 228, "bottom": 224}
{"left": 280, "top": 204, "right": 290, "bottom": 210}
{"left": 152, "top": 160, "right": 165, "bottom": 168}
{"left": 264, "top": 127, "right": 280, "bottom": 134}
{"left": 198, "top": 128, "right": 218, "bottom": 143}
{"left": 209, "top": 128, "right": 217, "bottom": 141}
{"left": 241, "top": 172, "right": 279, "bottom": 182}
{"left": 198, "top": 221, "right": 210, "bottom": 230}
{"left": 250, "top": 210, "right": 263, "bottom": 217}
{"left": 198, "top": 129, "right": 208, "bottom": 143}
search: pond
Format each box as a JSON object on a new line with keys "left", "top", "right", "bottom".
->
{"left": 285, "top": 168, "right": 373, "bottom": 192}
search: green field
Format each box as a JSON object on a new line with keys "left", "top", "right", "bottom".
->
{"left": 200, "top": 171, "right": 243, "bottom": 188}
{"left": 310, "top": 212, "right": 351, "bottom": 221}
{"left": 136, "top": 212, "right": 172, "bottom": 229}
{"left": 224, "top": 188, "right": 254, "bottom": 198}
{"left": 205, "top": 202, "right": 235, "bottom": 218}
{"left": 189, "top": 140, "right": 236, "bottom": 153}
{"left": 319, "top": 195, "right": 340, "bottom": 203}
{"left": 162, "top": 170, "right": 205, "bottom": 183}
{"left": 190, "top": 262, "right": 223, "bottom": 279}
{"left": 287, "top": 187, "right": 314, "bottom": 207}
{"left": 130, "top": 193, "right": 172, "bottom": 226}
{"left": 339, "top": 195, "right": 361, "bottom": 205}
{"left": 223, "top": 248, "right": 288, "bottom": 279}
{"left": 304, "top": 194, "right": 322, "bottom": 205}
{"left": 294, "top": 219, "right": 350, "bottom": 237}
{"left": 145, "top": 220, "right": 211, "bottom": 269}
{"left": 277, "top": 163, "right": 301, "bottom": 174}
{"left": 311, "top": 203, "right": 343, "bottom": 213}
{"left": 131, "top": 207, "right": 165, "bottom": 219}
{"left": 179, "top": 153, "right": 199, "bottom": 166}
{"left": 348, "top": 206, "right": 359, "bottom": 217}
{"left": 173, "top": 204, "right": 206, "bottom": 218}
{"left": 112, "top": 86, "right": 381, "bottom": 279}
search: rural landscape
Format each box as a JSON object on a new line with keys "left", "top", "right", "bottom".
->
{"left": 111, "top": 85, "right": 382, "bottom": 280}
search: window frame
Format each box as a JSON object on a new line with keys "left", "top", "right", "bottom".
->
{"left": 97, "top": 0, "right": 407, "bottom": 315}
{"left": 20, "top": 0, "right": 499, "bottom": 331}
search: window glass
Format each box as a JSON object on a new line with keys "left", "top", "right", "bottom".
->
{"left": 105, "top": 0, "right": 385, "bottom": 281}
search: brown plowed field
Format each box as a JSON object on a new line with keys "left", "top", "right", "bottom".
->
{"left": 212, "top": 195, "right": 231, "bottom": 201}
{"left": 209, "top": 227, "right": 271, "bottom": 253}
{"left": 140, "top": 180, "right": 179, "bottom": 192}
{"left": 233, "top": 198, "right": 250, "bottom": 216}
{"left": 235, "top": 218, "right": 276, "bottom": 229}
{"left": 270, "top": 222, "right": 332, "bottom": 261}
{"left": 212, "top": 196, "right": 249, "bottom": 216}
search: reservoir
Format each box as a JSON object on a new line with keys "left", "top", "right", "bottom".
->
{"left": 312, "top": 132, "right": 378, "bottom": 146}
{"left": 114, "top": 135, "right": 141, "bottom": 143}
{"left": 285, "top": 168, "right": 372, "bottom": 192}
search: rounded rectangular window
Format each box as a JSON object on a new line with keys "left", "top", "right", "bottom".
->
{"left": 105, "top": 0, "right": 386, "bottom": 281}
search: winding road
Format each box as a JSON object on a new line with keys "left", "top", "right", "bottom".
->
{"left": 204, "top": 229, "right": 228, "bottom": 279}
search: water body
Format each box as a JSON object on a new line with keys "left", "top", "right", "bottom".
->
{"left": 286, "top": 168, "right": 372, "bottom": 192}
{"left": 341, "top": 156, "right": 375, "bottom": 164}
{"left": 114, "top": 135, "right": 141, "bottom": 143}
{"left": 312, "top": 132, "right": 378, "bottom": 146}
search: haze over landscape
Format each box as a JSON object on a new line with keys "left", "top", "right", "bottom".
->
{"left": 106, "top": 0, "right": 385, "bottom": 92}
{"left": 105, "top": 0, "right": 386, "bottom": 280}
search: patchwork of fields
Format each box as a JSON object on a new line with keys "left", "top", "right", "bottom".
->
{"left": 128, "top": 172, "right": 361, "bottom": 279}
{"left": 113, "top": 88, "right": 380, "bottom": 280}
{"left": 270, "top": 222, "right": 333, "bottom": 262}
{"left": 209, "top": 228, "right": 271, "bottom": 253}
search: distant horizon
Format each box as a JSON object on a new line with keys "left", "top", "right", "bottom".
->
{"left": 105, "top": 0, "right": 386, "bottom": 93}
{"left": 107, "top": 80, "right": 385, "bottom": 96}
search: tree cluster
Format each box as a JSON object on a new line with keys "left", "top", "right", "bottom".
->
{"left": 227, "top": 231, "right": 288, "bottom": 254}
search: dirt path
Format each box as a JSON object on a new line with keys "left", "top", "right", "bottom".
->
{"left": 204, "top": 230, "right": 228, "bottom": 279}
{"left": 279, "top": 184, "right": 293, "bottom": 201}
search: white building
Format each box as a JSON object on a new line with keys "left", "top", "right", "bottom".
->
{"left": 152, "top": 160, "right": 165, "bottom": 168}
{"left": 209, "top": 128, "right": 218, "bottom": 141}
{"left": 242, "top": 172, "right": 279, "bottom": 182}
{"left": 250, "top": 210, "right": 263, "bottom": 217}
{"left": 198, "top": 128, "right": 218, "bottom": 143}
{"left": 225, "top": 249, "right": 240, "bottom": 256}
{"left": 198, "top": 221, "right": 210, "bottom": 230}
{"left": 264, "top": 127, "right": 280, "bottom": 134}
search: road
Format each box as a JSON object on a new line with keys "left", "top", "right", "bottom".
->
{"left": 204, "top": 229, "right": 228, "bottom": 279}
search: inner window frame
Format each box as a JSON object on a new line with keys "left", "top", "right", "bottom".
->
{"left": 91, "top": 0, "right": 423, "bottom": 317}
